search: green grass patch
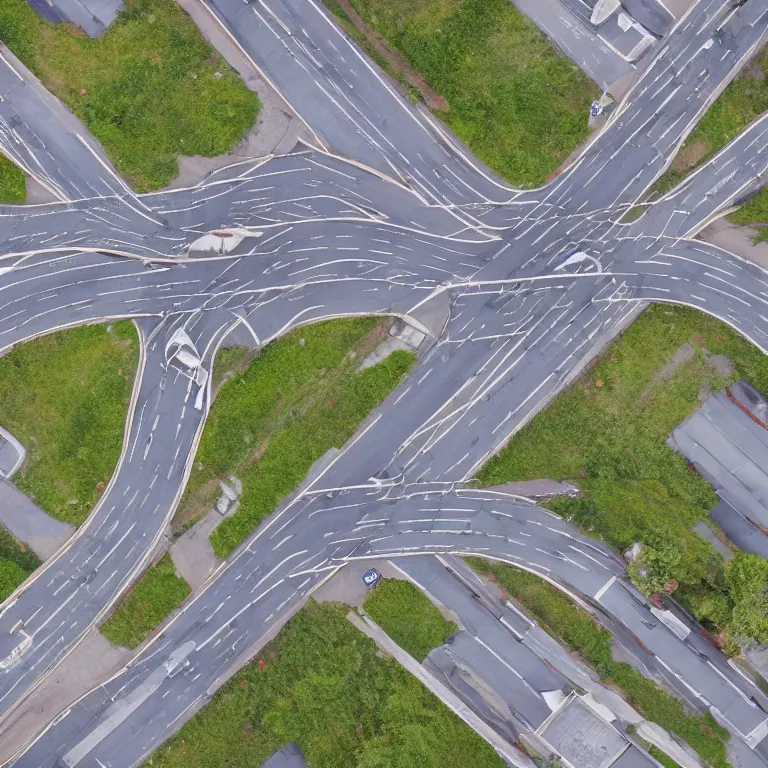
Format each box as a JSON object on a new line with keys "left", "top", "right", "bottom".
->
{"left": 101, "top": 553, "right": 190, "bottom": 648}
{"left": 648, "top": 745, "right": 683, "bottom": 768}
{"left": 363, "top": 579, "right": 458, "bottom": 661}
{"left": 345, "top": 0, "right": 598, "bottom": 187}
{"left": 0, "top": 521, "right": 42, "bottom": 602}
{"left": 467, "top": 559, "right": 730, "bottom": 768}
{"left": 0, "top": 156, "right": 26, "bottom": 204}
{"left": 207, "top": 320, "right": 415, "bottom": 557}
{"left": 649, "top": 45, "right": 768, "bottom": 234}
{"left": 0, "top": 0, "right": 260, "bottom": 191}
{"left": 729, "top": 187, "right": 768, "bottom": 244}
{"left": 477, "top": 304, "right": 768, "bottom": 634}
{"left": 0, "top": 322, "right": 139, "bottom": 526}
{"left": 148, "top": 600, "right": 504, "bottom": 768}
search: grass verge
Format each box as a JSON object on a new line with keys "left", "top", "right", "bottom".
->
{"left": 209, "top": 343, "right": 414, "bottom": 557}
{"left": 321, "top": 0, "right": 422, "bottom": 103}
{"left": 148, "top": 600, "right": 504, "bottom": 768}
{"left": 363, "top": 579, "right": 458, "bottom": 661}
{"left": 172, "top": 318, "right": 413, "bottom": 555}
{"left": 0, "top": 156, "right": 26, "bottom": 204}
{"left": 0, "top": 0, "right": 260, "bottom": 191}
{"left": 0, "top": 322, "right": 139, "bottom": 526}
{"left": 467, "top": 559, "right": 730, "bottom": 768}
{"left": 0, "top": 525, "right": 41, "bottom": 601}
{"left": 343, "top": 0, "right": 598, "bottom": 187}
{"left": 648, "top": 45, "right": 768, "bottom": 240}
{"left": 477, "top": 304, "right": 768, "bottom": 635}
{"left": 174, "top": 319, "right": 396, "bottom": 533}
{"left": 101, "top": 553, "right": 190, "bottom": 649}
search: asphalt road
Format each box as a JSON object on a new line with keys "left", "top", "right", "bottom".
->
{"left": 0, "top": 0, "right": 768, "bottom": 765}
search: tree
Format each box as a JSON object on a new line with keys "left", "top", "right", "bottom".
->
{"left": 628, "top": 533, "right": 685, "bottom": 595}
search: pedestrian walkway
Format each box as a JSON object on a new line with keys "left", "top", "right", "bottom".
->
{"left": 0, "top": 425, "right": 73, "bottom": 560}
{"left": 0, "top": 481, "right": 74, "bottom": 560}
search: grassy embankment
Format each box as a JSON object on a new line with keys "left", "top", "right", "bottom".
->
{"left": 172, "top": 318, "right": 414, "bottom": 558}
{"left": 468, "top": 559, "right": 730, "bottom": 768}
{"left": 0, "top": 322, "right": 138, "bottom": 598}
{"left": 101, "top": 554, "right": 190, "bottom": 648}
{"left": 0, "top": 0, "right": 259, "bottom": 191}
{"left": 103, "top": 319, "right": 413, "bottom": 645}
{"left": 328, "top": 0, "right": 598, "bottom": 187}
{"left": 649, "top": 46, "right": 768, "bottom": 241}
{"left": 148, "top": 600, "right": 504, "bottom": 768}
{"left": 363, "top": 579, "right": 458, "bottom": 661}
{"left": 0, "top": 527, "right": 40, "bottom": 602}
{"left": 0, "top": 156, "right": 26, "bottom": 204}
{"left": 477, "top": 304, "right": 768, "bottom": 637}
{"left": 0, "top": 322, "right": 138, "bottom": 526}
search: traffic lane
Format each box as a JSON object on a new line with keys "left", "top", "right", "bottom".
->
{"left": 428, "top": 631, "right": 556, "bottom": 731}
{"left": 0, "top": 200, "right": 185, "bottom": 262}
{"left": 305, "top": 282, "right": 580, "bottom": 490}
{"left": 221, "top": 217, "right": 487, "bottom": 278}
{"left": 148, "top": 148, "right": 486, "bottom": 238}
{"left": 9, "top": 489, "right": 624, "bottom": 764}
{"left": 10, "top": 566, "right": 325, "bottom": 768}
{"left": 0, "top": 315, "right": 231, "bottom": 722}
{"left": 380, "top": 279, "right": 638, "bottom": 483}
{"left": 200, "top": 0, "right": 511, "bottom": 205}
{"left": 392, "top": 556, "right": 567, "bottom": 695}
{"left": 0, "top": 48, "right": 125, "bottom": 201}
{"left": 545, "top": 0, "right": 768, "bottom": 212}
{"left": 636, "top": 112, "right": 768, "bottom": 239}
{"left": 598, "top": 578, "right": 768, "bottom": 740}
{"left": 614, "top": 238, "right": 768, "bottom": 354}
{"left": 0, "top": 225, "right": 469, "bottom": 353}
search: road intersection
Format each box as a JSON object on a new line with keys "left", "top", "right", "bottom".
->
{"left": 1, "top": 0, "right": 768, "bottom": 764}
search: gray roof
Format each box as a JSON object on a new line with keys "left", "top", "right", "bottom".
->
{"left": 669, "top": 386, "right": 768, "bottom": 554}
{"left": 25, "top": 0, "right": 124, "bottom": 37}
{"left": 261, "top": 744, "right": 307, "bottom": 768}
{"left": 611, "top": 745, "right": 662, "bottom": 768}
{"left": 539, "top": 696, "right": 627, "bottom": 768}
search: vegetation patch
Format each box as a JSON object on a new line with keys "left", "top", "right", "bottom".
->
{"left": 0, "top": 0, "right": 260, "bottom": 191}
{"left": 0, "top": 156, "right": 26, "bottom": 204}
{"left": 476, "top": 304, "right": 768, "bottom": 638}
{"left": 148, "top": 600, "right": 503, "bottom": 768}
{"left": 343, "top": 0, "right": 598, "bottom": 187}
{"left": 176, "top": 320, "right": 390, "bottom": 533}
{"left": 0, "top": 525, "right": 41, "bottom": 601}
{"left": 649, "top": 45, "right": 768, "bottom": 239}
{"left": 101, "top": 553, "right": 190, "bottom": 649}
{"left": 0, "top": 322, "right": 138, "bottom": 526}
{"left": 467, "top": 559, "right": 730, "bottom": 768}
{"left": 207, "top": 319, "right": 415, "bottom": 558}
{"left": 363, "top": 578, "right": 458, "bottom": 661}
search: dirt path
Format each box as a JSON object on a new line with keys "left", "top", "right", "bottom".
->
{"left": 334, "top": 0, "right": 449, "bottom": 112}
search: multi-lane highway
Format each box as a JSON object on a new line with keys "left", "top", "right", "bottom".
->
{"left": 1, "top": 0, "right": 768, "bottom": 764}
